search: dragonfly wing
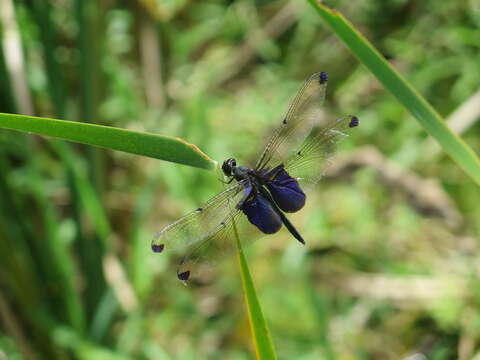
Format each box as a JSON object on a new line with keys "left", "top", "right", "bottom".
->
{"left": 284, "top": 115, "right": 359, "bottom": 188}
{"left": 174, "top": 209, "right": 242, "bottom": 281}
{"left": 152, "top": 181, "right": 266, "bottom": 281}
{"left": 174, "top": 201, "right": 266, "bottom": 281}
{"left": 255, "top": 72, "right": 328, "bottom": 171}
{"left": 152, "top": 182, "right": 245, "bottom": 254}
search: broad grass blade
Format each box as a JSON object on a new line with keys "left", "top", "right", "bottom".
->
{"left": 306, "top": 0, "right": 480, "bottom": 185}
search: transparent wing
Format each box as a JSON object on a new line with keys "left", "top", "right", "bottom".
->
{"left": 174, "top": 208, "right": 263, "bottom": 281}
{"left": 152, "top": 181, "right": 264, "bottom": 281}
{"left": 152, "top": 182, "right": 244, "bottom": 254}
{"left": 255, "top": 72, "right": 328, "bottom": 171}
{"left": 284, "top": 115, "right": 359, "bottom": 188}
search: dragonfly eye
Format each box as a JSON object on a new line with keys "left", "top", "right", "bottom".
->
{"left": 222, "top": 158, "right": 236, "bottom": 176}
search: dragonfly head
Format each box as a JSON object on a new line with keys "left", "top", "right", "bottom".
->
{"left": 222, "top": 158, "right": 237, "bottom": 177}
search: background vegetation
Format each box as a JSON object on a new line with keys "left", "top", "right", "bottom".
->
{"left": 1, "top": 0, "right": 479, "bottom": 359}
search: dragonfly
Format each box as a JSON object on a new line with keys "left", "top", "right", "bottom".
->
{"left": 152, "top": 72, "right": 359, "bottom": 282}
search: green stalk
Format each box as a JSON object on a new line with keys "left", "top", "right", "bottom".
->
{"left": 0, "top": 113, "right": 216, "bottom": 170}
{"left": 306, "top": 0, "right": 480, "bottom": 185}
{"left": 233, "top": 221, "right": 277, "bottom": 360}
{"left": 75, "top": 0, "right": 106, "bottom": 194}
{"left": 0, "top": 40, "right": 16, "bottom": 112}
{"left": 30, "top": 0, "right": 87, "bottom": 333}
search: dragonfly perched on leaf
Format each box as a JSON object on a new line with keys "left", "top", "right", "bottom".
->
{"left": 152, "top": 72, "right": 359, "bottom": 282}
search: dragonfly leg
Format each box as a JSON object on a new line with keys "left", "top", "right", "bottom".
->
{"left": 218, "top": 177, "right": 235, "bottom": 184}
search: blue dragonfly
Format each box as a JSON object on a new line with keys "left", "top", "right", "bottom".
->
{"left": 152, "top": 72, "right": 359, "bottom": 282}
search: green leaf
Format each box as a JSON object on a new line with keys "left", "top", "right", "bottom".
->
{"left": 0, "top": 112, "right": 216, "bottom": 170}
{"left": 306, "top": 0, "right": 480, "bottom": 185}
{"left": 234, "top": 222, "right": 277, "bottom": 360}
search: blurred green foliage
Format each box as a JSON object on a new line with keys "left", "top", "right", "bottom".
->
{"left": 0, "top": 0, "right": 479, "bottom": 359}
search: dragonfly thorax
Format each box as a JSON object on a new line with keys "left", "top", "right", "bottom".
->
{"left": 222, "top": 158, "right": 254, "bottom": 182}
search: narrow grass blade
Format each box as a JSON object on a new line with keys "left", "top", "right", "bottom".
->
{"left": 74, "top": 0, "right": 105, "bottom": 191}
{"left": 233, "top": 222, "right": 277, "bottom": 360}
{"left": 28, "top": 165, "right": 86, "bottom": 333}
{"left": 306, "top": 0, "right": 480, "bottom": 185}
{"left": 0, "top": 112, "right": 216, "bottom": 170}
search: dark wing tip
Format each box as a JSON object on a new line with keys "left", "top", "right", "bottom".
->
{"left": 348, "top": 115, "right": 359, "bottom": 128}
{"left": 319, "top": 71, "right": 328, "bottom": 84}
{"left": 177, "top": 270, "right": 190, "bottom": 281}
{"left": 151, "top": 243, "right": 164, "bottom": 253}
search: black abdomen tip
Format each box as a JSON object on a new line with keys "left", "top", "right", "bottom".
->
{"left": 177, "top": 271, "right": 190, "bottom": 281}
{"left": 319, "top": 71, "right": 328, "bottom": 84}
{"left": 152, "top": 243, "right": 164, "bottom": 253}
{"left": 348, "top": 116, "right": 359, "bottom": 128}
